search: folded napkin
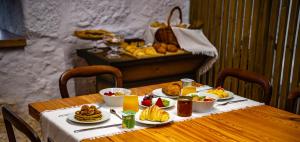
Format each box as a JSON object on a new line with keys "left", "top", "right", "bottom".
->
{"left": 41, "top": 95, "right": 262, "bottom": 142}
{"left": 144, "top": 27, "right": 218, "bottom": 81}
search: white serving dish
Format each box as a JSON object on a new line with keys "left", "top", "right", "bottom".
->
{"left": 99, "top": 88, "right": 131, "bottom": 107}
{"left": 188, "top": 93, "right": 217, "bottom": 112}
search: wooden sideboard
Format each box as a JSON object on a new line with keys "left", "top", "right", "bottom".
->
{"left": 77, "top": 48, "right": 209, "bottom": 88}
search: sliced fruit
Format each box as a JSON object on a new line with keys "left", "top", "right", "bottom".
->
{"left": 142, "top": 99, "right": 152, "bottom": 106}
{"left": 162, "top": 99, "right": 170, "bottom": 107}
{"left": 155, "top": 98, "right": 164, "bottom": 107}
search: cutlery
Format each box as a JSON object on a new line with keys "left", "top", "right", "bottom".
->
{"left": 217, "top": 99, "right": 248, "bottom": 106}
{"left": 110, "top": 109, "right": 122, "bottom": 120}
{"left": 74, "top": 123, "right": 122, "bottom": 133}
{"left": 58, "top": 104, "right": 103, "bottom": 117}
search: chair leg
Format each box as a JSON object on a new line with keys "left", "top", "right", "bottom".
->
{"left": 47, "top": 137, "right": 54, "bottom": 142}
{"left": 4, "top": 119, "right": 17, "bottom": 142}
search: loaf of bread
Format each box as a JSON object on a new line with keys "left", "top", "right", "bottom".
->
{"left": 162, "top": 83, "right": 181, "bottom": 96}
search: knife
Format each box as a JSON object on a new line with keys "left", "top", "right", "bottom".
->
{"left": 217, "top": 99, "right": 248, "bottom": 106}
{"left": 74, "top": 123, "right": 122, "bottom": 133}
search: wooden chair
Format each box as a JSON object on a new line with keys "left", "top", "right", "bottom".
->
{"left": 287, "top": 87, "right": 300, "bottom": 114}
{"left": 2, "top": 105, "right": 41, "bottom": 142}
{"left": 216, "top": 68, "right": 272, "bottom": 105}
{"left": 59, "top": 65, "right": 123, "bottom": 98}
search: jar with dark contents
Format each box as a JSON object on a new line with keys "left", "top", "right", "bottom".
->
{"left": 177, "top": 96, "right": 192, "bottom": 117}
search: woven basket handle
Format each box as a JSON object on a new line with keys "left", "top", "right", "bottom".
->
{"left": 167, "top": 6, "right": 183, "bottom": 26}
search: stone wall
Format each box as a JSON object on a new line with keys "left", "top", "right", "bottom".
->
{"left": 0, "top": 0, "right": 189, "bottom": 141}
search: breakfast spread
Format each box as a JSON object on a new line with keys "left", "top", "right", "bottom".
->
{"left": 141, "top": 95, "right": 170, "bottom": 107}
{"left": 74, "top": 29, "right": 113, "bottom": 40}
{"left": 162, "top": 83, "right": 181, "bottom": 96}
{"left": 139, "top": 105, "right": 170, "bottom": 122}
{"left": 206, "top": 87, "right": 229, "bottom": 98}
{"left": 75, "top": 105, "right": 102, "bottom": 121}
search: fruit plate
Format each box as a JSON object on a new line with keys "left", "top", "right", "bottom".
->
{"left": 135, "top": 111, "right": 173, "bottom": 125}
{"left": 152, "top": 88, "right": 178, "bottom": 99}
{"left": 139, "top": 97, "right": 175, "bottom": 109}
{"left": 67, "top": 110, "right": 110, "bottom": 124}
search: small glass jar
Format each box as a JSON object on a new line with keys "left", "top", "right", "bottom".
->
{"left": 122, "top": 110, "right": 136, "bottom": 129}
{"left": 177, "top": 96, "right": 193, "bottom": 117}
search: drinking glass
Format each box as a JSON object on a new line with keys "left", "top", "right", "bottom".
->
{"left": 180, "top": 78, "right": 196, "bottom": 96}
{"left": 87, "top": 40, "right": 105, "bottom": 53}
{"left": 123, "top": 95, "right": 139, "bottom": 112}
{"left": 104, "top": 34, "right": 124, "bottom": 58}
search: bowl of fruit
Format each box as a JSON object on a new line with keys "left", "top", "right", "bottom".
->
{"left": 189, "top": 93, "right": 217, "bottom": 112}
{"left": 99, "top": 88, "right": 131, "bottom": 107}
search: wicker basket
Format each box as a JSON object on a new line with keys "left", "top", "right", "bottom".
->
{"left": 154, "top": 6, "right": 182, "bottom": 48}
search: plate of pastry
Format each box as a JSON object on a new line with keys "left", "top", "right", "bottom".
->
{"left": 152, "top": 83, "right": 182, "bottom": 99}
{"left": 67, "top": 105, "right": 110, "bottom": 124}
{"left": 139, "top": 95, "right": 175, "bottom": 109}
{"left": 135, "top": 105, "right": 173, "bottom": 125}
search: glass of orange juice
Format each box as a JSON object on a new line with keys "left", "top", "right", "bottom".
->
{"left": 123, "top": 95, "right": 139, "bottom": 112}
{"left": 181, "top": 78, "right": 196, "bottom": 96}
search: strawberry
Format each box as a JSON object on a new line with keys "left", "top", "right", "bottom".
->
{"left": 142, "top": 99, "right": 152, "bottom": 106}
{"left": 155, "top": 98, "right": 164, "bottom": 107}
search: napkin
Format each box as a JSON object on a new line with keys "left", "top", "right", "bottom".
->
{"left": 144, "top": 27, "right": 218, "bottom": 81}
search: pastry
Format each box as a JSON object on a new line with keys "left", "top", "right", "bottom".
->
{"left": 167, "top": 44, "right": 178, "bottom": 52}
{"left": 154, "top": 43, "right": 167, "bottom": 54}
{"left": 125, "top": 45, "right": 138, "bottom": 53}
{"left": 162, "top": 83, "right": 181, "bottom": 96}
{"left": 74, "top": 29, "right": 113, "bottom": 39}
{"left": 139, "top": 105, "right": 169, "bottom": 122}
{"left": 74, "top": 105, "right": 102, "bottom": 121}
{"left": 133, "top": 49, "right": 146, "bottom": 57}
{"left": 144, "top": 47, "right": 157, "bottom": 55}
{"left": 150, "top": 21, "right": 167, "bottom": 28}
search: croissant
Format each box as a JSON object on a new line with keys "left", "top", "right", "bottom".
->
{"left": 139, "top": 105, "right": 169, "bottom": 122}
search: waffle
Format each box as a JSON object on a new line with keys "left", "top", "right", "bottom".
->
{"left": 74, "top": 105, "right": 102, "bottom": 121}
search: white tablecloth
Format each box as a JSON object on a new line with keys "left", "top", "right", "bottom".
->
{"left": 41, "top": 95, "right": 263, "bottom": 142}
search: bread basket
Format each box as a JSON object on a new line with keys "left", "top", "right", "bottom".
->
{"left": 154, "top": 6, "right": 183, "bottom": 48}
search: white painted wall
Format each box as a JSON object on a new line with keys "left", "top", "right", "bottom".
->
{"left": 0, "top": 0, "right": 190, "bottom": 141}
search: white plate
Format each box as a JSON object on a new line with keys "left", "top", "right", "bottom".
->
{"left": 135, "top": 111, "right": 173, "bottom": 125}
{"left": 152, "top": 88, "right": 178, "bottom": 99}
{"left": 67, "top": 110, "right": 110, "bottom": 124}
{"left": 139, "top": 97, "right": 175, "bottom": 109}
{"left": 203, "top": 90, "right": 234, "bottom": 101}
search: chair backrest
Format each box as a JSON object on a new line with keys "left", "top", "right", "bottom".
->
{"left": 216, "top": 68, "right": 272, "bottom": 105}
{"left": 59, "top": 65, "right": 123, "bottom": 98}
{"left": 2, "top": 105, "right": 41, "bottom": 142}
{"left": 287, "top": 87, "right": 300, "bottom": 114}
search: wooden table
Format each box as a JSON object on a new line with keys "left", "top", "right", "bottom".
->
{"left": 29, "top": 82, "right": 300, "bottom": 142}
{"left": 77, "top": 48, "right": 208, "bottom": 88}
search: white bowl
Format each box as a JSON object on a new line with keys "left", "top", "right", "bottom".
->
{"left": 99, "top": 88, "right": 131, "bottom": 107}
{"left": 188, "top": 93, "right": 217, "bottom": 112}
